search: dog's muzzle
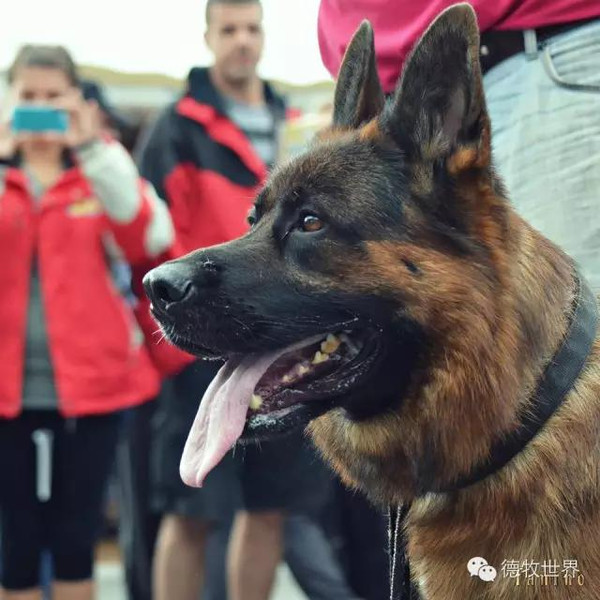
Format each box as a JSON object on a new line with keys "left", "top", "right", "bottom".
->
{"left": 143, "top": 258, "right": 220, "bottom": 316}
{"left": 144, "top": 263, "right": 191, "bottom": 315}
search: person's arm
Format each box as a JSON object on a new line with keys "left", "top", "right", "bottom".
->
{"left": 135, "top": 107, "right": 182, "bottom": 206}
{"left": 53, "top": 90, "right": 174, "bottom": 265}
{"left": 132, "top": 109, "right": 196, "bottom": 375}
{"left": 75, "top": 137, "right": 175, "bottom": 264}
{"left": 135, "top": 106, "right": 194, "bottom": 255}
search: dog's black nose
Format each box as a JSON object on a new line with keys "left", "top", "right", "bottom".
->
{"left": 143, "top": 263, "right": 194, "bottom": 311}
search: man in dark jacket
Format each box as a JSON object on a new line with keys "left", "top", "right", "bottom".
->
{"left": 136, "top": 2, "right": 359, "bottom": 600}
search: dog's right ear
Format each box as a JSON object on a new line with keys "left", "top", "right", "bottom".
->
{"left": 332, "top": 21, "right": 385, "bottom": 130}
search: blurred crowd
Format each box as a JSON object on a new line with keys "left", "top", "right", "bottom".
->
{"left": 0, "top": 2, "right": 389, "bottom": 600}
{"left": 0, "top": 0, "right": 598, "bottom": 599}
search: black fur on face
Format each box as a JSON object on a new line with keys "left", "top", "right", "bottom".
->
{"left": 148, "top": 137, "right": 428, "bottom": 420}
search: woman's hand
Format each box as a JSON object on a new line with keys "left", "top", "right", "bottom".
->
{"left": 0, "top": 122, "right": 16, "bottom": 160}
{"left": 0, "top": 83, "right": 20, "bottom": 160}
{"left": 54, "top": 89, "right": 102, "bottom": 148}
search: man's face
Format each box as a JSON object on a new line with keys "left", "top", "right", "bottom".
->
{"left": 205, "top": 2, "right": 264, "bottom": 84}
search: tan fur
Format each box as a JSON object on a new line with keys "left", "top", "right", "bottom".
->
{"left": 358, "top": 118, "right": 382, "bottom": 141}
{"left": 308, "top": 123, "right": 600, "bottom": 599}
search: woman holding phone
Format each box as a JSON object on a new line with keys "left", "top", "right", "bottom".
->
{"left": 0, "top": 45, "right": 174, "bottom": 600}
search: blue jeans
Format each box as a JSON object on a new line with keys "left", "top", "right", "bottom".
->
{"left": 484, "top": 19, "right": 600, "bottom": 293}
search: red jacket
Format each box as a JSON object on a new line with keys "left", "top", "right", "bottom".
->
{"left": 0, "top": 147, "right": 162, "bottom": 418}
{"left": 135, "top": 67, "right": 287, "bottom": 376}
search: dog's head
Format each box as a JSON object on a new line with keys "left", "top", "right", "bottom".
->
{"left": 145, "top": 4, "right": 519, "bottom": 498}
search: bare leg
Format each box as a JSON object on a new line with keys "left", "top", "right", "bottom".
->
{"left": 1, "top": 588, "right": 43, "bottom": 600}
{"left": 153, "top": 514, "right": 209, "bottom": 600}
{"left": 228, "top": 510, "right": 284, "bottom": 600}
{"left": 52, "top": 581, "right": 93, "bottom": 600}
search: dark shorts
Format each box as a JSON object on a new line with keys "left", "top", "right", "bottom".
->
{"left": 0, "top": 410, "right": 120, "bottom": 590}
{"left": 151, "top": 361, "right": 332, "bottom": 520}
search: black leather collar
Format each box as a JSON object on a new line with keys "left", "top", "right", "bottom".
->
{"left": 437, "top": 272, "right": 598, "bottom": 493}
{"left": 389, "top": 272, "right": 598, "bottom": 599}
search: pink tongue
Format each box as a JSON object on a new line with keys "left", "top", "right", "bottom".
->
{"left": 180, "top": 335, "right": 323, "bottom": 487}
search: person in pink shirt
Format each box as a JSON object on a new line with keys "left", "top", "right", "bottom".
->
{"left": 319, "top": 1, "right": 600, "bottom": 94}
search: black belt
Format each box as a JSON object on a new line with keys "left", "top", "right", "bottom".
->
{"left": 480, "top": 16, "right": 598, "bottom": 75}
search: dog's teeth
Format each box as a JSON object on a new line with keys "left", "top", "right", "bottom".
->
{"left": 339, "top": 333, "right": 360, "bottom": 355}
{"left": 312, "top": 351, "right": 329, "bottom": 365}
{"left": 297, "top": 364, "right": 310, "bottom": 376}
{"left": 321, "top": 334, "right": 340, "bottom": 355}
{"left": 250, "top": 394, "right": 263, "bottom": 410}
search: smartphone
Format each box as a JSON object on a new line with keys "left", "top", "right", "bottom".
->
{"left": 11, "top": 105, "right": 68, "bottom": 134}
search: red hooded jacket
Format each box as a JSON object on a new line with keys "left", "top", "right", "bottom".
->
{"left": 0, "top": 140, "right": 166, "bottom": 417}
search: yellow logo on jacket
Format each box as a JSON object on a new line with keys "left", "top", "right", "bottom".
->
{"left": 67, "top": 197, "right": 102, "bottom": 217}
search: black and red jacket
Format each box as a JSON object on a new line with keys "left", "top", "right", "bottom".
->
{"left": 135, "top": 67, "right": 287, "bottom": 374}
{"left": 137, "top": 67, "right": 286, "bottom": 253}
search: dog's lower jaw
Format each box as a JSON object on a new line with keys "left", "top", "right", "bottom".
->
{"left": 242, "top": 400, "right": 334, "bottom": 441}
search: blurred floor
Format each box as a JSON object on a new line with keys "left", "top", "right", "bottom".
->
{"left": 96, "top": 541, "right": 308, "bottom": 600}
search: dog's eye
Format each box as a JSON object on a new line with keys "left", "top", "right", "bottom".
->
{"left": 247, "top": 206, "right": 257, "bottom": 227}
{"left": 299, "top": 213, "right": 323, "bottom": 233}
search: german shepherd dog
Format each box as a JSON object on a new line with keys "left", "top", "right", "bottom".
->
{"left": 144, "top": 4, "right": 600, "bottom": 598}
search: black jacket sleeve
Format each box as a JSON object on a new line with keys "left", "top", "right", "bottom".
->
{"left": 134, "top": 105, "right": 183, "bottom": 205}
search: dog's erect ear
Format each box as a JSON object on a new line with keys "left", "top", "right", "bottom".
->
{"left": 332, "top": 21, "right": 385, "bottom": 130}
{"left": 386, "top": 4, "right": 487, "bottom": 161}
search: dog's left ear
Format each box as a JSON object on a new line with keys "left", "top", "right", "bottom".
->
{"left": 385, "top": 4, "right": 488, "bottom": 164}
{"left": 332, "top": 21, "right": 385, "bottom": 130}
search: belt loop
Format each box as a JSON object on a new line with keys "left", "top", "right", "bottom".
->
{"left": 523, "top": 29, "right": 539, "bottom": 60}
